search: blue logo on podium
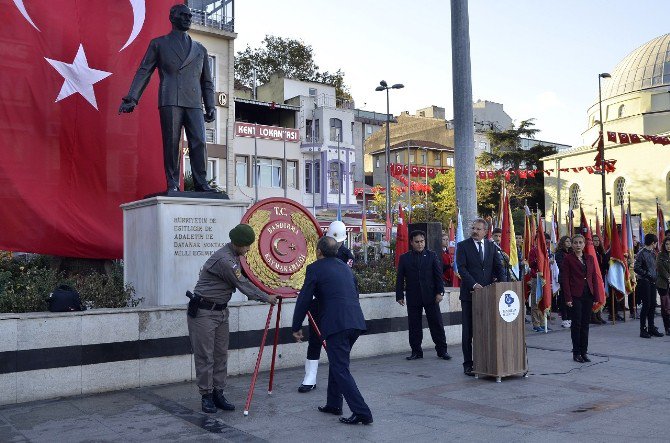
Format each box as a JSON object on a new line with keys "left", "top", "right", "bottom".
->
{"left": 504, "top": 293, "right": 514, "bottom": 307}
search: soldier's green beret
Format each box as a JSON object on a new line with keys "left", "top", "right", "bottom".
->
{"left": 230, "top": 223, "right": 255, "bottom": 246}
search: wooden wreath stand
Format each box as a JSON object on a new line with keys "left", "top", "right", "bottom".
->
{"left": 243, "top": 295, "right": 325, "bottom": 416}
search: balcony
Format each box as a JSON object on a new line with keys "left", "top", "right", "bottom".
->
{"left": 314, "top": 93, "right": 354, "bottom": 110}
{"left": 188, "top": 0, "right": 234, "bottom": 32}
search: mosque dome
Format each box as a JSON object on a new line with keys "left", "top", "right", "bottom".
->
{"left": 601, "top": 33, "right": 670, "bottom": 100}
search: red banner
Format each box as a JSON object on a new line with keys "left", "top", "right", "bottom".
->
{"left": 0, "top": 1, "right": 177, "bottom": 258}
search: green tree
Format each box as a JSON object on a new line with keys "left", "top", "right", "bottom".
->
{"left": 235, "top": 35, "right": 352, "bottom": 100}
{"left": 429, "top": 169, "right": 497, "bottom": 225}
{"left": 477, "top": 119, "right": 557, "bottom": 211}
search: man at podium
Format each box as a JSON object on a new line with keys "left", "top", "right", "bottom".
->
{"left": 456, "top": 218, "right": 507, "bottom": 376}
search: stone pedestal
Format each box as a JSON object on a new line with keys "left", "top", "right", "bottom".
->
{"left": 121, "top": 196, "right": 251, "bottom": 306}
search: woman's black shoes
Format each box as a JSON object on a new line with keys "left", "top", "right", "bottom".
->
{"left": 573, "top": 354, "right": 585, "bottom": 363}
{"left": 581, "top": 354, "right": 591, "bottom": 363}
{"left": 640, "top": 328, "right": 651, "bottom": 338}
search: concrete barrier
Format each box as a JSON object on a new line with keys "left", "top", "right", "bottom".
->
{"left": 0, "top": 290, "right": 462, "bottom": 405}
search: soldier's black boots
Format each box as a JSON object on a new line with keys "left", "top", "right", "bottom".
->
{"left": 201, "top": 393, "right": 217, "bottom": 413}
{"left": 213, "top": 389, "right": 236, "bottom": 411}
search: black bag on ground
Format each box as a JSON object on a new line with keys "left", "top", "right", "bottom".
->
{"left": 48, "top": 284, "right": 83, "bottom": 312}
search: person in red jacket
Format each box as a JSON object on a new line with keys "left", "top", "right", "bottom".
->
{"left": 559, "top": 234, "right": 599, "bottom": 363}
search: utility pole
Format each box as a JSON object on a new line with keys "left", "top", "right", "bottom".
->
{"left": 451, "top": 0, "right": 477, "bottom": 226}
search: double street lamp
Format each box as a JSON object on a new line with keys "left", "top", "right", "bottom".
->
{"left": 375, "top": 80, "right": 404, "bottom": 221}
{"left": 597, "top": 72, "right": 611, "bottom": 221}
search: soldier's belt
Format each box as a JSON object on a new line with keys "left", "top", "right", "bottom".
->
{"left": 198, "top": 298, "right": 228, "bottom": 311}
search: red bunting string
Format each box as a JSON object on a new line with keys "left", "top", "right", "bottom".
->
{"left": 607, "top": 131, "right": 670, "bottom": 146}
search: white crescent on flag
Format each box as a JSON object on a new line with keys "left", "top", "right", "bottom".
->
{"left": 121, "top": 0, "right": 146, "bottom": 51}
{"left": 12, "top": 0, "right": 39, "bottom": 30}
{"left": 12, "top": 0, "right": 145, "bottom": 51}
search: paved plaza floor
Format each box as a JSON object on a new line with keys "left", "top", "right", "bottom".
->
{"left": 1, "top": 316, "right": 669, "bottom": 442}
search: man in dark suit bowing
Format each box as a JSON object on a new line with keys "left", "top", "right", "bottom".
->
{"left": 292, "top": 236, "right": 373, "bottom": 425}
{"left": 456, "top": 218, "right": 506, "bottom": 376}
{"left": 396, "top": 230, "right": 451, "bottom": 361}
{"left": 119, "top": 4, "right": 216, "bottom": 193}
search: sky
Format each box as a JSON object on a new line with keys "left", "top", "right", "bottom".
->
{"left": 234, "top": 0, "right": 669, "bottom": 149}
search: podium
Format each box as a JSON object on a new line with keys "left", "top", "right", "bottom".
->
{"left": 472, "top": 281, "right": 527, "bottom": 382}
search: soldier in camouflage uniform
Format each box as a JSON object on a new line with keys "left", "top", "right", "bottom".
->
{"left": 188, "top": 223, "right": 277, "bottom": 413}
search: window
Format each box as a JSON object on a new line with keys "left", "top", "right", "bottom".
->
{"left": 479, "top": 141, "right": 487, "bottom": 152}
{"left": 614, "top": 177, "right": 626, "bottom": 206}
{"left": 410, "top": 153, "right": 415, "bottom": 163}
{"left": 315, "top": 119, "right": 320, "bottom": 140}
{"left": 365, "top": 125, "right": 373, "bottom": 137}
{"left": 314, "top": 161, "right": 321, "bottom": 193}
{"left": 208, "top": 55, "right": 217, "bottom": 88}
{"left": 287, "top": 160, "right": 297, "bottom": 189}
{"left": 569, "top": 184, "right": 581, "bottom": 209}
{"left": 305, "top": 162, "right": 313, "bottom": 193}
{"left": 617, "top": 104, "right": 626, "bottom": 118}
{"left": 376, "top": 158, "right": 380, "bottom": 168}
{"left": 329, "top": 161, "right": 343, "bottom": 193}
{"left": 306, "top": 161, "right": 321, "bottom": 193}
{"left": 254, "top": 158, "right": 283, "bottom": 188}
{"left": 446, "top": 157, "right": 454, "bottom": 167}
{"left": 205, "top": 128, "right": 216, "bottom": 143}
{"left": 235, "top": 156, "right": 248, "bottom": 186}
{"left": 434, "top": 152, "right": 441, "bottom": 166}
{"left": 351, "top": 122, "right": 355, "bottom": 144}
{"left": 306, "top": 119, "right": 313, "bottom": 141}
{"left": 309, "top": 87, "right": 317, "bottom": 97}
{"left": 330, "top": 118, "right": 342, "bottom": 142}
{"left": 395, "top": 153, "right": 400, "bottom": 162}
{"left": 185, "top": 156, "right": 218, "bottom": 184}
{"left": 420, "top": 152, "right": 426, "bottom": 164}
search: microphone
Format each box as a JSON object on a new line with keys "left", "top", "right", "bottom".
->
{"left": 491, "top": 241, "right": 518, "bottom": 281}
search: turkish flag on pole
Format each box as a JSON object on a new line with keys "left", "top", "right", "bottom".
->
{"left": 579, "top": 207, "right": 606, "bottom": 311}
{"left": 394, "top": 204, "right": 408, "bottom": 268}
{"left": 0, "top": 1, "right": 174, "bottom": 258}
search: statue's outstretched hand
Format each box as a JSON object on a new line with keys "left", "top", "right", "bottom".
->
{"left": 204, "top": 108, "right": 216, "bottom": 123}
{"left": 118, "top": 97, "right": 137, "bottom": 114}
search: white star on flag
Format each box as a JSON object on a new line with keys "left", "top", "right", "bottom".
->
{"left": 45, "top": 44, "right": 112, "bottom": 110}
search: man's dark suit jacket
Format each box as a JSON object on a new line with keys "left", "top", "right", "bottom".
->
{"left": 395, "top": 249, "right": 444, "bottom": 307}
{"left": 559, "top": 253, "right": 598, "bottom": 304}
{"left": 455, "top": 238, "right": 506, "bottom": 301}
{"left": 126, "top": 31, "right": 215, "bottom": 110}
{"left": 292, "top": 257, "right": 366, "bottom": 339}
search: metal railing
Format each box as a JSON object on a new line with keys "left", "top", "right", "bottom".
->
{"left": 190, "top": 8, "right": 234, "bottom": 32}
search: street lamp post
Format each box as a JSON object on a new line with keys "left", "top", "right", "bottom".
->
{"left": 375, "top": 80, "right": 404, "bottom": 221}
{"left": 598, "top": 72, "right": 611, "bottom": 223}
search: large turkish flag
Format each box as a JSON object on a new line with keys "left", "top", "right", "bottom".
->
{"left": 0, "top": 0, "right": 175, "bottom": 258}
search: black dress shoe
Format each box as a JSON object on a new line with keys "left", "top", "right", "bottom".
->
{"left": 298, "top": 384, "right": 316, "bottom": 393}
{"left": 212, "top": 389, "right": 235, "bottom": 411}
{"left": 201, "top": 393, "right": 217, "bottom": 413}
{"left": 581, "top": 354, "right": 591, "bottom": 363}
{"left": 318, "top": 405, "right": 343, "bottom": 415}
{"left": 437, "top": 352, "right": 452, "bottom": 360}
{"left": 406, "top": 352, "right": 423, "bottom": 360}
{"left": 464, "top": 366, "right": 474, "bottom": 376}
{"left": 573, "top": 354, "right": 585, "bottom": 363}
{"left": 195, "top": 184, "right": 217, "bottom": 192}
{"left": 339, "top": 413, "right": 373, "bottom": 425}
{"left": 649, "top": 327, "right": 665, "bottom": 337}
{"left": 640, "top": 329, "right": 651, "bottom": 338}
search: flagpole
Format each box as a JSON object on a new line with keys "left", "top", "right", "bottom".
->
{"left": 609, "top": 195, "right": 615, "bottom": 325}
{"left": 362, "top": 188, "right": 368, "bottom": 264}
{"left": 628, "top": 191, "right": 636, "bottom": 319}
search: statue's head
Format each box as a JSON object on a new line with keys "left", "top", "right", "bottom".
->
{"left": 169, "top": 4, "right": 192, "bottom": 31}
